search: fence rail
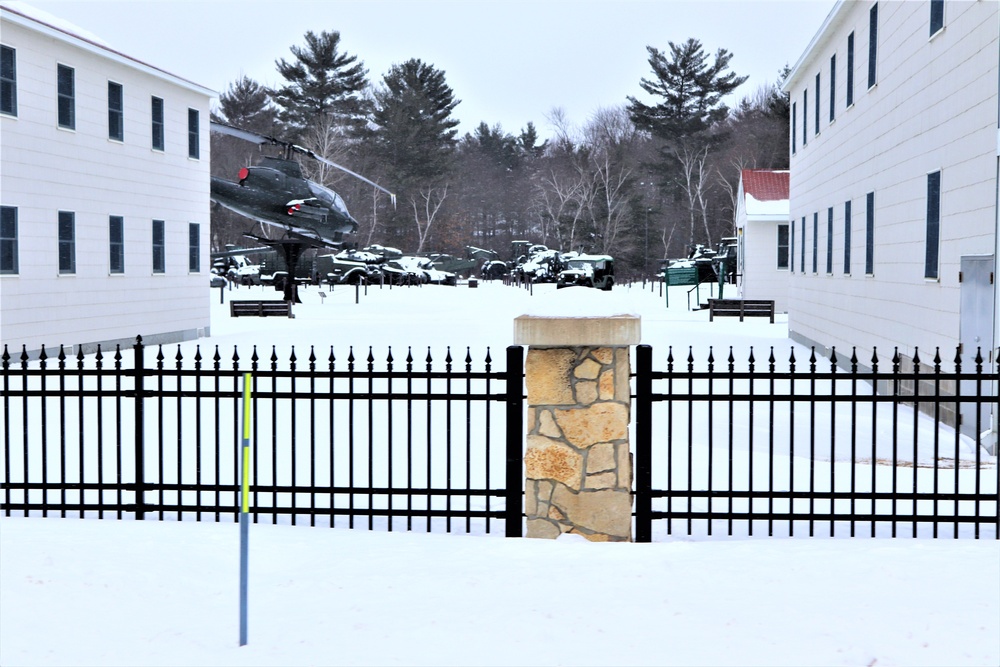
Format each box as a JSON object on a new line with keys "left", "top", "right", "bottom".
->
{"left": 634, "top": 344, "right": 999, "bottom": 541}
{"left": 1, "top": 338, "right": 525, "bottom": 536}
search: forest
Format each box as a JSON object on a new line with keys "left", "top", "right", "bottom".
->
{"left": 210, "top": 30, "right": 791, "bottom": 275}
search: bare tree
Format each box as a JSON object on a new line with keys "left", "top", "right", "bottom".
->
{"left": 409, "top": 185, "right": 449, "bottom": 253}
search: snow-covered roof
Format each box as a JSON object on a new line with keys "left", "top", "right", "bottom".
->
{"left": 740, "top": 169, "right": 789, "bottom": 219}
{"left": 1, "top": 1, "right": 215, "bottom": 97}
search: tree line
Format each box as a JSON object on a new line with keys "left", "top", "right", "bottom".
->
{"left": 210, "top": 30, "right": 790, "bottom": 274}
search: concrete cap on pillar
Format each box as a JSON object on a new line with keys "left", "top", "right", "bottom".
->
{"left": 513, "top": 288, "right": 641, "bottom": 346}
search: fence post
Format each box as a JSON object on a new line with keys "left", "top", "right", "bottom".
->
{"left": 133, "top": 335, "right": 146, "bottom": 520}
{"left": 514, "top": 313, "right": 640, "bottom": 541}
{"left": 505, "top": 345, "right": 524, "bottom": 537}
{"left": 635, "top": 345, "right": 653, "bottom": 542}
{"left": 504, "top": 345, "right": 524, "bottom": 537}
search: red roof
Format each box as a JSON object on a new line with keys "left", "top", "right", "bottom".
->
{"left": 741, "top": 170, "right": 789, "bottom": 201}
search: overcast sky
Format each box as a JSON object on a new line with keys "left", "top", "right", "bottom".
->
{"left": 21, "top": 0, "right": 836, "bottom": 139}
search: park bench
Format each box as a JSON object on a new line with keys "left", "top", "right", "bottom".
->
{"left": 229, "top": 300, "right": 292, "bottom": 318}
{"left": 708, "top": 298, "right": 775, "bottom": 323}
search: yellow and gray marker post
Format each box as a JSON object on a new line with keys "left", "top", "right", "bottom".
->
{"left": 239, "top": 372, "right": 251, "bottom": 646}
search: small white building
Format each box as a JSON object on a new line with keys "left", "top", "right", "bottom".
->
{"left": 0, "top": 3, "right": 215, "bottom": 357}
{"left": 734, "top": 169, "right": 790, "bottom": 313}
{"left": 782, "top": 0, "right": 998, "bottom": 441}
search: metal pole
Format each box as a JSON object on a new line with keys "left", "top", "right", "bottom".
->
{"left": 635, "top": 345, "right": 653, "bottom": 542}
{"left": 505, "top": 346, "right": 523, "bottom": 537}
{"left": 239, "top": 372, "right": 251, "bottom": 646}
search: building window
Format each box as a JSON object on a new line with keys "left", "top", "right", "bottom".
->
{"left": 829, "top": 54, "right": 836, "bottom": 122}
{"left": 151, "top": 97, "right": 164, "bottom": 151}
{"left": 152, "top": 219, "right": 165, "bottom": 273}
{"left": 791, "top": 102, "right": 797, "bottom": 154}
{"left": 868, "top": 3, "right": 878, "bottom": 89}
{"left": 188, "top": 222, "right": 200, "bottom": 272}
{"left": 865, "top": 192, "right": 875, "bottom": 275}
{"left": 925, "top": 171, "right": 941, "bottom": 280}
{"left": 0, "top": 206, "right": 17, "bottom": 274}
{"left": 57, "top": 64, "right": 75, "bottom": 129}
{"left": 790, "top": 221, "right": 795, "bottom": 273}
{"left": 187, "top": 108, "right": 200, "bottom": 159}
{"left": 847, "top": 32, "right": 855, "bottom": 106}
{"left": 844, "top": 200, "right": 852, "bottom": 274}
{"left": 800, "top": 217, "right": 806, "bottom": 273}
{"left": 814, "top": 73, "right": 821, "bottom": 135}
{"left": 777, "top": 223, "right": 790, "bottom": 270}
{"left": 930, "top": 0, "right": 944, "bottom": 36}
{"left": 812, "top": 212, "right": 819, "bottom": 274}
{"left": 0, "top": 45, "right": 16, "bottom": 116}
{"left": 826, "top": 207, "right": 834, "bottom": 274}
{"left": 109, "top": 215, "right": 124, "bottom": 273}
{"left": 802, "top": 90, "right": 808, "bottom": 146}
{"left": 108, "top": 82, "right": 124, "bottom": 141}
{"left": 58, "top": 211, "right": 75, "bottom": 274}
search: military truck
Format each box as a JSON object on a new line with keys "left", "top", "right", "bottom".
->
{"left": 556, "top": 255, "right": 615, "bottom": 291}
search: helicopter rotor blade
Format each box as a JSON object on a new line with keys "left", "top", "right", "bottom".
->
{"left": 290, "top": 144, "right": 397, "bottom": 208}
{"left": 210, "top": 120, "right": 285, "bottom": 147}
{"left": 211, "top": 121, "right": 396, "bottom": 208}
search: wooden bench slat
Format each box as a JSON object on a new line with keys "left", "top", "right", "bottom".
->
{"left": 230, "top": 300, "right": 292, "bottom": 317}
{"left": 707, "top": 299, "right": 774, "bottom": 323}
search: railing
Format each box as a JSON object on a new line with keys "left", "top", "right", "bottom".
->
{"left": 634, "top": 344, "right": 999, "bottom": 541}
{"left": 1, "top": 338, "right": 525, "bottom": 536}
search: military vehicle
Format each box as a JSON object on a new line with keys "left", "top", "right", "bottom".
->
{"left": 556, "top": 254, "right": 615, "bottom": 291}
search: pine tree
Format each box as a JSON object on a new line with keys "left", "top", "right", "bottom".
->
{"left": 271, "top": 30, "right": 370, "bottom": 136}
{"left": 370, "top": 58, "right": 460, "bottom": 186}
{"left": 627, "top": 38, "right": 747, "bottom": 141}
{"left": 215, "top": 76, "right": 278, "bottom": 135}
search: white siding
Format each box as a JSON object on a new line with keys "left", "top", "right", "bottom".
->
{"left": 784, "top": 0, "right": 998, "bottom": 364}
{"left": 0, "top": 11, "right": 213, "bottom": 355}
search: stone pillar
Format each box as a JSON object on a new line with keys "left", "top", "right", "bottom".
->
{"left": 514, "top": 314, "right": 640, "bottom": 542}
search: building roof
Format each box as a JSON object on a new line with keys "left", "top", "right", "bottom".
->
{"left": 1, "top": 1, "right": 215, "bottom": 97}
{"left": 740, "top": 169, "right": 789, "bottom": 218}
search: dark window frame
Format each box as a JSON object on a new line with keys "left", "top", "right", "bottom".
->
{"left": 109, "top": 215, "right": 125, "bottom": 274}
{"left": 812, "top": 212, "right": 819, "bottom": 274}
{"left": 829, "top": 54, "right": 836, "bottom": 122}
{"left": 925, "top": 171, "right": 941, "bottom": 280}
{"left": 789, "top": 221, "right": 795, "bottom": 273}
{"left": 826, "top": 207, "right": 834, "bottom": 274}
{"left": 802, "top": 90, "right": 808, "bottom": 146}
{"left": 152, "top": 219, "right": 165, "bottom": 273}
{"left": 58, "top": 210, "right": 76, "bottom": 274}
{"left": 814, "top": 73, "right": 821, "bottom": 135}
{"left": 847, "top": 32, "right": 855, "bottom": 106}
{"left": 187, "top": 108, "right": 200, "bottom": 159}
{"left": 108, "top": 81, "right": 124, "bottom": 141}
{"left": 792, "top": 102, "right": 797, "bottom": 154}
{"left": 930, "top": 0, "right": 944, "bottom": 37}
{"left": 188, "top": 222, "right": 200, "bottom": 272}
{"left": 0, "top": 205, "right": 18, "bottom": 274}
{"left": 868, "top": 3, "right": 879, "bottom": 89}
{"left": 844, "top": 200, "right": 852, "bottom": 274}
{"left": 151, "top": 96, "right": 164, "bottom": 151}
{"left": 800, "top": 217, "right": 806, "bottom": 273}
{"left": 57, "top": 64, "right": 75, "bottom": 129}
{"left": 0, "top": 44, "right": 16, "bottom": 117}
{"left": 865, "top": 192, "right": 875, "bottom": 275}
{"left": 777, "top": 223, "right": 790, "bottom": 270}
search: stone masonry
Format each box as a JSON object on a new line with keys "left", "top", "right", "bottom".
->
{"left": 523, "top": 345, "right": 633, "bottom": 541}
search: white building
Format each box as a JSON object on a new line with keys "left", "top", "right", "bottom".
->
{"left": 734, "top": 169, "right": 790, "bottom": 313}
{"left": 0, "top": 3, "right": 214, "bottom": 357}
{"left": 782, "top": 1, "right": 998, "bottom": 439}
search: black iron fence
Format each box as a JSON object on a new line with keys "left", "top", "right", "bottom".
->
{"left": 1, "top": 338, "right": 524, "bottom": 536}
{"left": 634, "top": 344, "right": 999, "bottom": 541}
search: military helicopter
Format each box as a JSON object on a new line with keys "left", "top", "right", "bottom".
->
{"left": 210, "top": 121, "right": 395, "bottom": 301}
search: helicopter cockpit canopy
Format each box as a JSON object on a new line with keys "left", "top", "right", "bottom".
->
{"left": 308, "top": 180, "right": 351, "bottom": 219}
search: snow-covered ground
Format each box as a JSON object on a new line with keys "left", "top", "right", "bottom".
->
{"left": 2, "top": 280, "right": 998, "bottom": 666}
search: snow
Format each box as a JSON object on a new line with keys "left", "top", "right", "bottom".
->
{"left": 2, "top": 280, "right": 998, "bottom": 666}
{"left": 3, "top": 1, "right": 111, "bottom": 47}
{"left": 744, "top": 191, "right": 789, "bottom": 217}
